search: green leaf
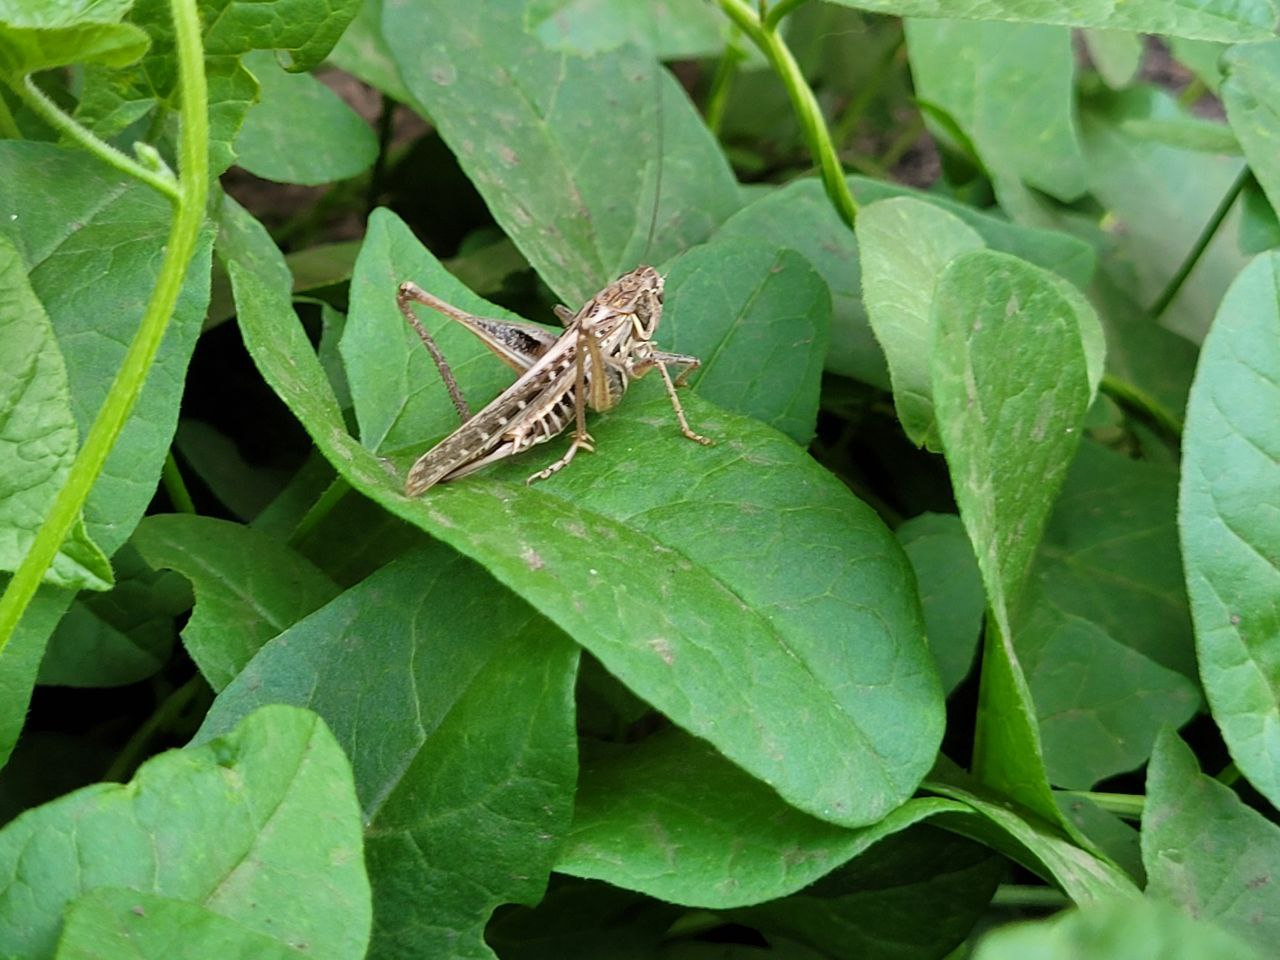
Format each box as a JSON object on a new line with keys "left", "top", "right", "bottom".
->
{"left": 0, "top": 582, "right": 73, "bottom": 767}
{"left": 197, "top": 543, "right": 578, "bottom": 959}
{"left": 823, "top": 0, "right": 1277, "bottom": 40}
{"left": 1017, "top": 596, "right": 1199, "bottom": 788}
{"left": 732, "top": 827, "right": 1004, "bottom": 959}
{"left": 560, "top": 728, "right": 970, "bottom": 907}
{"left": 904, "top": 19, "right": 1086, "bottom": 201}
{"left": 0, "top": 0, "right": 147, "bottom": 79}
{"left": 1222, "top": 40, "right": 1280, "bottom": 221}
{"left": 897, "top": 512, "right": 984, "bottom": 694}
{"left": 55, "top": 888, "right": 308, "bottom": 960}
{"left": 1082, "top": 29, "right": 1142, "bottom": 89}
{"left": 1179, "top": 251, "right": 1280, "bottom": 810}
{"left": 856, "top": 197, "right": 985, "bottom": 448}
{"left": 1028, "top": 441, "right": 1194, "bottom": 678}
{"left": 235, "top": 256, "right": 945, "bottom": 829}
{"left": 0, "top": 234, "right": 112, "bottom": 590}
{"left": 972, "top": 898, "right": 1261, "bottom": 960}
{"left": 925, "top": 767, "right": 1139, "bottom": 902}
{"left": 39, "top": 545, "right": 189, "bottom": 686}
{"left": 234, "top": 49, "right": 378, "bottom": 186}
{"left": 1120, "top": 116, "right": 1242, "bottom": 154}
{"left": 662, "top": 235, "right": 831, "bottom": 445}
{"left": 1239, "top": 176, "right": 1280, "bottom": 254}
{"left": 0, "top": 705, "right": 371, "bottom": 960}
{"left": 932, "top": 251, "right": 1091, "bottom": 626}
{"left": 130, "top": 515, "right": 341, "bottom": 692}
{"left": 0, "top": 143, "right": 213, "bottom": 559}
{"left": 931, "top": 250, "right": 1092, "bottom": 826}
{"left": 77, "top": 0, "right": 362, "bottom": 175}
{"left": 709, "top": 177, "right": 1095, "bottom": 389}
{"left": 381, "top": 0, "right": 740, "bottom": 305}
{"left": 209, "top": 190, "right": 293, "bottom": 331}
{"left": 1143, "top": 729, "right": 1280, "bottom": 956}
{"left": 1079, "top": 87, "right": 1248, "bottom": 342}
{"left": 324, "top": 0, "right": 412, "bottom": 104}
{"left": 526, "top": 0, "right": 729, "bottom": 58}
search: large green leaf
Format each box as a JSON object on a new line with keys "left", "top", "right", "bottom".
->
{"left": 0, "top": 235, "right": 111, "bottom": 591}
{"left": 905, "top": 19, "right": 1086, "bottom": 202}
{"left": 381, "top": 0, "right": 740, "bottom": 306}
{"left": 0, "top": 582, "right": 73, "bottom": 767}
{"left": 0, "top": 0, "right": 147, "bottom": 80}
{"left": 55, "top": 889, "right": 308, "bottom": 960}
{"left": 973, "top": 898, "right": 1261, "bottom": 960}
{"left": 526, "top": 0, "right": 729, "bottom": 57}
{"left": 0, "top": 705, "right": 371, "bottom": 960}
{"left": 1179, "top": 252, "right": 1280, "bottom": 810}
{"left": 1079, "top": 87, "right": 1248, "bottom": 343}
{"left": 234, "top": 257, "right": 944, "bottom": 829}
{"left": 1143, "top": 730, "right": 1280, "bottom": 956}
{"left": 76, "top": 0, "right": 361, "bottom": 175}
{"left": 234, "top": 49, "right": 378, "bottom": 186}
{"left": 856, "top": 197, "right": 984, "bottom": 449}
{"left": 1028, "top": 440, "right": 1194, "bottom": 678}
{"left": 709, "top": 177, "right": 1095, "bottom": 389}
{"left": 130, "top": 515, "right": 341, "bottom": 691}
{"left": 559, "top": 728, "right": 969, "bottom": 907}
{"left": 198, "top": 543, "right": 578, "bottom": 960}
{"left": 1222, "top": 40, "right": 1280, "bottom": 220}
{"left": 823, "top": 0, "right": 1277, "bottom": 40}
{"left": 931, "top": 250, "right": 1092, "bottom": 826}
{"left": 662, "top": 235, "right": 830, "bottom": 446}
{"left": 0, "top": 144, "right": 213, "bottom": 559}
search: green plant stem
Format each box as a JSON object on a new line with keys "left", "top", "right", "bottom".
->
{"left": 763, "top": 0, "right": 811, "bottom": 31}
{"left": 0, "top": 0, "right": 209, "bottom": 659}
{"left": 1100, "top": 373, "right": 1182, "bottom": 442}
{"left": 716, "top": 0, "right": 858, "bottom": 229}
{"left": 830, "top": 32, "right": 904, "bottom": 149}
{"left": 288, "top": 477, "right": 351, "bottom": 547}
{"left": 162, "top": 452, "right": 197, "bottom": 514}
{"left": 14, "top": 75, "right": 179, "bottom": 202}
{"left": 704, "top": 29, "right": 746, "bottom": 136}
{"left": 1146, "top": 166, "right": 1249, "bottom": 321}
{"left": 104, "top": 674, "right": 207, "bottom": 782}
{"left": 1059, "top": 790, "right": 1145, "bottom": 820}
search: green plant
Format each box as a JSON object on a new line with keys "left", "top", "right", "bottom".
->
{"left": 1, "top": 0, "right": 1278, "bottom": 956}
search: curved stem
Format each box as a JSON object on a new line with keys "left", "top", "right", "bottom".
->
{"left": 16, "top": 75, "right": 179, "bottom": 202}
{"left": 704, "top": 28, "right": 745, "bottom": 137}
{"left": 1147, "top": 166, "right": 1249, "bottom": 321}
{"left": 763, "top": 0, "right": 811, "bottom": 31}
{"left": 0, "top": 0, "right": 209, "bottom": 657}
{"left": 716, "top": 0, "right": 858, "bottom": 229}
{"left": 1099, "top": 373, "right": 1182, "bottom": 443}
{"left": 162, "top": 452, "right": 197, "bottom": 514}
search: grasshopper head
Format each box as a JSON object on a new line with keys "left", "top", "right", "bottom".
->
{"left": 609, "top": 265, "right": 664, "bottom": 339}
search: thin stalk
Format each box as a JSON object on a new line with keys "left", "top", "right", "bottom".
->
{"left": 1100, "top": 373, "right": 1182, "bottom": 443}
{"left": 704, "top": 30, "right": 746, "bottom": 136}
{"left": 717, "top": 0, "right": 857, "bottom": 228}
{"left": 103, "top": 674, "right": 206, "bottom": 782}
{"left": 1058, "top": 790, "right": 1145, "bottom": 820}
{"left": 763, "top": 0, "right": 811, "bottom": 31}
{"left": 15, "top": 75, "right": 179, "bottom": 202}
{"left": 1147, "top": 166, "right": 1249, "bottom": 321}
{"left": 161, "top": 452, "right": 197, "bottom": 514}
{"left": 830, "top": 33, "right": 904, "bottom": 150}
{"left": 0, "top": 0, "right": 209, "bottom": 658}
{"left": 288, "top": 477, "right": 351, "bottom": 547}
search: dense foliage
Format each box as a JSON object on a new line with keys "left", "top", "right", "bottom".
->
{"left": 1, "top": 0, "right": 1278, "bottom": 956}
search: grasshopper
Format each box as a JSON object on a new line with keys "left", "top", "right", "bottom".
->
{"left": 395, "top": 265, "right": 712, "bottom": 495}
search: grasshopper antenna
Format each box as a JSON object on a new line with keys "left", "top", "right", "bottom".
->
{"left": 642, "top": 53, "right": 664, "bottom": 266}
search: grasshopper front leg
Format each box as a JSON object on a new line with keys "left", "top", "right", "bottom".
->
{"left": 397, "top": 281, "right": 473, "bottom": 424}
{"left": 633, "top": 349, "right": 713, "bottom": 446}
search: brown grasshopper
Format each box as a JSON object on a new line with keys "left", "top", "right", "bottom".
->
{"left": 395, "top": 265, "right": 712, "bottom": 495}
